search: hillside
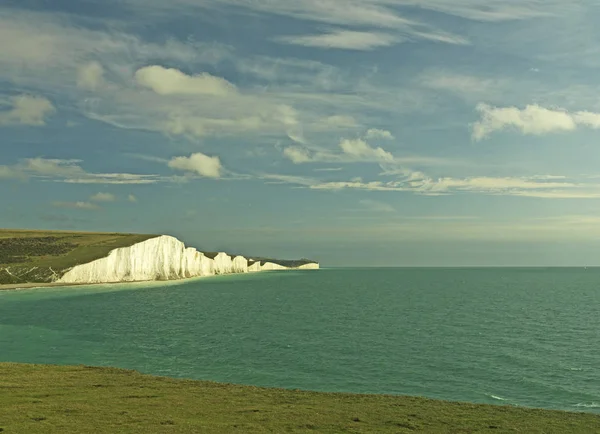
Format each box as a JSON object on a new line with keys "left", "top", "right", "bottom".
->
{"left": 0, "top": 230, "right": 156, "bottom": 284}
{"left": 1, "top": 363, "right": 599, "bottom": 433}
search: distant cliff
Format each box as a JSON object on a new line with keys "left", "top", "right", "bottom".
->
{"left": 57, "top": 235, "right": 318, "bottom": 284}
{"left": 0, "top": 230, "right": 318, "bottom": 285}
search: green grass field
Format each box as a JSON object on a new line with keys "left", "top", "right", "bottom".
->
{"left": 1, "top": 363, "right": 599, "bottom": 433}
{"left": 0, "top": 229, "right": 156, "bottom": 284}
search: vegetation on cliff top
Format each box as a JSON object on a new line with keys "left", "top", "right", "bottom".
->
{"left": 1, "top": 363, "right": 599, "bottom": 433}
{"left": 0, "top": 230, "right": 155, "bottom": 284}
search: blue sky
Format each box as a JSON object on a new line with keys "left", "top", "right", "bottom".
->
{"left": 3, "top": 0, "right": 600, "bottom": 266}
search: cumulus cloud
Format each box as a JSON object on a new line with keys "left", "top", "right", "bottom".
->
{"left": 472, "top": 103, "right": 600, "bottom": 140}
{"left": 135, "top": 65, "right": 237, "bottom": 96}
{"left": 339, "top": 138, "right": 394, "bottom": 162}
{"left": 365, "top": 128, "right": 394, "bottom": 140}
{"left": 77, "top": 61, "right": 105, "bottom": 90}
{"left": 276, "top": 30, "right": 401, "bottom": 50}
{"left": 90, "top": 192, "right": 115, "bottom": 202}
{"left": 52, "top": 201, "right": 99, "bottom": 210}
{"left": 168, "top": 152, "right": 222, "bottom": 178}
{"left": 0, "top": 94, "right": 56, "bottom": 126}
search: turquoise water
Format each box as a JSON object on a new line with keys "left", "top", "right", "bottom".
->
{"left": 1, "top": 268, "right": 599, "bottom": 413}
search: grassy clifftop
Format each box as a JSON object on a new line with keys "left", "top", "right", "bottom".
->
{"left": 1, "top": 363, "right": 599, "bottom": 433}
{"left": 0, "top": 229, "right": 156, "bottom": 284}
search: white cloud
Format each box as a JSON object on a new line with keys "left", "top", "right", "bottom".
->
{"left": 128, "top": 194, "right": 138, "bottom": 202}
{"left": 0, "top": 94, "right": 56, "bottom": 126}
{"left": 52, "top": 201, "right": 99, "bottom": 210}
{"left": 0, "top": 10, "right": 214, "bottom": 89}
{"left": 135, "top": 65, "right": 237, "bottom": 96}
{"left": 365, "top": 128, "right": 394, "bottom": 140}
{"left": 77, "top": 61, "right": 105, "bottom": 91}
{"left": 319, "top": 115, "right": 358, "bottom": 128}
{"left": 259, "top": 173, "right": 318, "bottom": 186}
{"left": 264, "top": 164, "right": 600, "bottom": 199}
{"left": 168, "top": 152, "right": 222, "bottom": 178}
{"left": 388, "top": 0, "right": 560, "bottom": 22}
{"left": 314, "top": 167, "right": 343, "bottom": 172}
{"left": 418, "top": 71, "right": 502, "bottom": 100}
{"left": 90, "top": 192, "right": 116, "bottom": 202}
{"left": 276, "top": 30, "right": 401, "bottom": 50}
{"left": 62, "top": 174, "right": 159, "bottom": 185}
{"left": 284, "top": 147, "right": 312, "bottom": 164}
{"left": 572, "top": 111, "right": 600, "bottom": 128}
{"left": 0, "top": 158, "right": 160, "bottom": 185}
{"left": 339, "top": 138, "right": 394, "bottom": 162}
{"left": 472, "top": 103, "right": 600, "bottom": 140}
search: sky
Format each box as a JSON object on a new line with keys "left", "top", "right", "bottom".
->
{"left": 2, "top": 0, "right": 600, "bottom": 266}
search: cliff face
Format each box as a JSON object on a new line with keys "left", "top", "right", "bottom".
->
{"left": 57, "top": 235, "right": 318, "bottom": 284}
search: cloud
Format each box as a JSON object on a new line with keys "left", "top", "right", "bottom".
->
{"left": 0, "top": 94, "right": 56, "bottom": 126}
{"left": 359, "top": 199, "right": 395, "bottom": 212}
{"left": 0, "top": 158, "right": 160, "bottom": 184}
{"left": 472, "top": 103, "right": 600, "bottom": 140}
{"left": 365, "top": 128, "right": 394, "bottom": 140}
{"left": 276, "top": 30, "right": 401, "bottom": 50}
{"left": 135, "top": 65, "right": 237, "bottom": 96}
{"left": 62, "top": 174, "right": 159, "bottom": 185}
{"left": 284, "top": 147, "right": 312, "bottom": 164}
{"left": 418, "top": 71, "right": 503, "bottom": 101}
{"left": 168, "top": 152, "right": 222, "bottom": 178}
{"left": 128, "top": 194, "right": 138, "bottom": 202}
{"left": 90, "top": 192, "right": 116, "bottom": 202}
{"left": 572, "top": 111, "right": 600, "bottom": 128}
{"left": 314, "top": 167, "right": 343, "bottom": 172}
{"left": 258, "top": 173, "right": 318, "bottom": 186}
{"left": 339, "top": 138, "right": 394, "bottom": 162}
{"left": 52, "top": 201, "right": 99, "bottom": 210}
{"left": 389, "top": 0, "right": 559, "bottom": 22}
{"left": 282, "top": 132, "right": 453, "bottom": 168}
{"left": 77, "top": 61, "right": 105, "bottom": 91}
{"left": 319, "top": 115, "right": 358, "bottom": 128}
{"left": 264, "top": 164, "right": 600, "bottom": 199}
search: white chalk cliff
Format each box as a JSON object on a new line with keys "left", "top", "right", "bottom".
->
{"left": 57, "top": 235, "right": 319, "bottom": 284}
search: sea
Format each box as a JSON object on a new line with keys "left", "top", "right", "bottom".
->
{"left": 0, "top": 267, "right": 598, "bottom": 413}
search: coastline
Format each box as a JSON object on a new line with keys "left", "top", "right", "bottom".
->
{"left": 0, "top": 268, "right": 305, "bottom": 291}
{"left": 0, "top": 276, "right": 208, "bottom": 292}
{"left": 0, "top": 282, "right": 81, "bottom": 291}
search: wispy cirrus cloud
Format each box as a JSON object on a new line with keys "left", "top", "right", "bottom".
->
{"left": 0, "top": 158, "right": 160, "bottom": 185}
{"left": 52, "top": 201, "right": 99, "bottom": 210}
{"left": 275, "top": 30, "right": 401, "bottom": 50}
{"left": 258, "top": 165, "right": 600, "bottom": 199}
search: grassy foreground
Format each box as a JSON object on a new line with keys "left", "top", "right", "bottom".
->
{"left": 1, "top": 363, "right": 599, "bottom": 433}
{"left": 0, "top": 229, "right": 157, "bottom": 284}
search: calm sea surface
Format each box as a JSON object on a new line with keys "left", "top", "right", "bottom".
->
{"left": 1, "top": 268, "right": 598, "bottom": 413}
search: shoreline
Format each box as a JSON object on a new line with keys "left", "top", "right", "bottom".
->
{"left": 0, "top": 269, "right": 295, "bottom": 292}
{"left": 0, "top": 276, "right": 207, "bottom": 292}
